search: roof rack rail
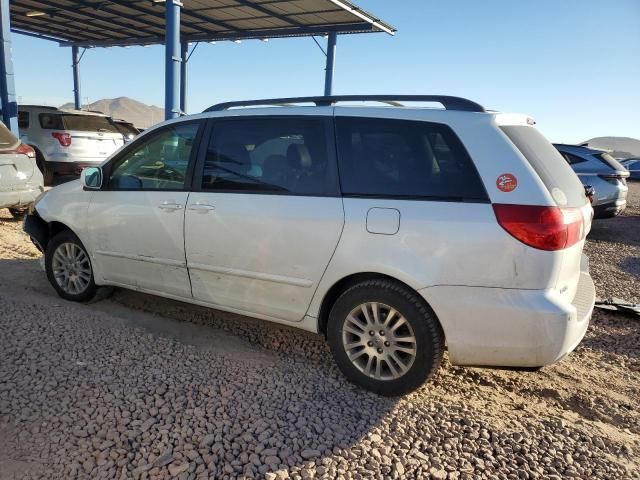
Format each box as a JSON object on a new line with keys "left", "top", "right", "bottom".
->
{"left": 205, "top": 95, "right": 485, "bottom": 113}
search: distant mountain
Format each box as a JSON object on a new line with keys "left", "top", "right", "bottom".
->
{"left": 582, "top": 136, "right": 640, "bottom": 159}
{"left": 60, "top": 97, "right": 164, "bottom": 129}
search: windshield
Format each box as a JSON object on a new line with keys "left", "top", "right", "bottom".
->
{"left": 500, "top": 125, "right": 586, "bottom": 207}
{"left": 39, "top": 113, "right": 120, "bottom": 133}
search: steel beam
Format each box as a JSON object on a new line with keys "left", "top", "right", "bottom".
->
{"left": 72, "top": 46, "right": 82, "bottom": 110}
{"left": 164, "top": 0, "right": 181, "bottom": 120}
{"left": 0, "top": 0, "right": 17, "bottom": 134}
{"left": 180, "top": 41, "right": 188, "bottom": 115}
{"left": 323, "top": 32, "right": 337, "bottom": 96}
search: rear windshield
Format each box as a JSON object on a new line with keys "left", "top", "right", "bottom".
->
{"left": 500, "top": 126, "right": 586, "bottom": 207}
{"left": 39, "top": 113, "right": 120, "bottom": 133}
{"left": 0, "top": 121, "right": 18, "bottom": 148}
{"left": 595, "top": 152, "right": 626, "bottom": 171}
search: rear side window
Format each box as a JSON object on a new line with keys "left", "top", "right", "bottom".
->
{"left": 18, "top": 111, "right": 29, "bottom": 129}
{"left": 500, "top": 126, "right": 586, "bottom": 207}
{"left": 39, "top": 113, "right": 64, "bottom": 130}
{"left": 560, "top": 152, "right": 587, "bottom": 165}
{"left": 202, "top": 117, "right": 337, "bottom": 195}
{"left": 335, "top": 117, "right": 487, "bottom": 201}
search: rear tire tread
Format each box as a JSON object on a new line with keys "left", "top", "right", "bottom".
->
{"left": 327, "top": 278, "right": 444, "bottom": 396}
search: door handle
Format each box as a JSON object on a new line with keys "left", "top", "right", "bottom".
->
{"left": 187, "top": 203, "right": 216, "bottom": 213}
{"left": 158, "top": 202, "right": 184, "bottom": 211}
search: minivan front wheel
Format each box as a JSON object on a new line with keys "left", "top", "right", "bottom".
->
{"left": 327, "top": 279, "right": 444, "bottom": 396}
{"left": 45, "top": 231, "right": 97, "bottom": 302}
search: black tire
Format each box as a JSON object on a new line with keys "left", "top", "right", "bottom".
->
{"left": 35, "top": 151, "right": 54, "bottom": 186}
{"left": 327, "top": 279, "right": 444, "bottom": 396}
{"left": 8, "top": 208, "right": 27, "bottom": 220}
{"left": 45, "top": 230, "right": 97, "bottom": 302}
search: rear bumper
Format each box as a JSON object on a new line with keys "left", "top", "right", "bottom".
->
{"left": 419, "top": 259, "right": 595, "bottom": 367}
{"left": 47, "top": 160, "right": 102, "bottom": 177}
{"left": 593, "top": 199, "right": 626, "bottom": 218}
{"left": 0, "top": 185, "right": 44, "bottom": 209}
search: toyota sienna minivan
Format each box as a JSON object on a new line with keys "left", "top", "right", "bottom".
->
{"left": 24, "top": 95, "right": 596, "bottom": 396}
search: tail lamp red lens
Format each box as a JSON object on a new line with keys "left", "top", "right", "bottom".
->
{"left": 0, "top": 143, "right": 35, "bottom": 158}
{"left": 52, "top": 132, "right": 72, "bottom": 147}
{"left": 493, "top": 204, "right": 584, "bottom": 251}
{"left": 16, "top": 143, "right": 36, "bottom": 158}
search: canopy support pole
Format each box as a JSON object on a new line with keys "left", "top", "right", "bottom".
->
{"left": 72, "top": 46, "right": 82, "bottom": 110}
{"left": 180, "top": 41, "right": 188, "bottom": 115}
{"left": 0, "top": 0, "right": 17, "bottom": 134}
{"left": 323, "top": 32, "right": 337, "bottom": 96}
{"left": 164, "top": 0, "right": 181, "bottom": 120}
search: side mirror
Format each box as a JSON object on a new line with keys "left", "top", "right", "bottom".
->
{"left": 81, "top": 167, "right": 102, "bottom": 190}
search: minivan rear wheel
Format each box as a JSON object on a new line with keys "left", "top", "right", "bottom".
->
{"left": 327, "top": 279, "right": 444, "bottom": 396}
{"left": 45, "top": 230, "right": 97, "bottom": 302}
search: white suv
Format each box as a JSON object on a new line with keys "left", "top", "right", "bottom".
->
{"left": 24, "top": 95, "right": 595, "bottom": 396}
{"left": 18, "top": 106, "right": 125, "bottom": 184}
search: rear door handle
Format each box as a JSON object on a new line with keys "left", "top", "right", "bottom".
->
{"left": 158, "top": 202, "right": 184, "bottom": 211}
{"left": 188, "top": 203, "right": 216, "bottom": 213}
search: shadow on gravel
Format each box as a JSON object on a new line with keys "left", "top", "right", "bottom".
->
{"left": 588, "top": 214, "right": 640, "bottom": 247}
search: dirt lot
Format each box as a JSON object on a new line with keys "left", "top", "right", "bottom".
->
{"left": 0, "top": 184, "right": 638, "bottom": 480}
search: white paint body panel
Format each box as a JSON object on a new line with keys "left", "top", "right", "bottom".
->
{"left": 30, "top": 105, "right": 594, "bottom": 369}
{"left": 185, "top": 193, "right": 344, "bottom": 322}
{"left": 87, "top": 191, "right": 191, "bottom": 298}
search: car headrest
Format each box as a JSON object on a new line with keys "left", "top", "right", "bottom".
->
{"left": 286, "top": 143, "right": 312, "bottom": 169}
{"left": 217, "top": 143, "right": 249, "bottom": 165}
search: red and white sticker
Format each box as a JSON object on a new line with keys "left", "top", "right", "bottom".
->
{"left": 496, "top": 173, "right": 517, "bottom": 192}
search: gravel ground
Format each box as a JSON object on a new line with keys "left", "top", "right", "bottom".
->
{"left": 0, "top": 183, "right": 638, "bottom": 480}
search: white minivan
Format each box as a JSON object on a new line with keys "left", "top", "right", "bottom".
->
{"left": 24, "top": 96, "right": 596, "bottom": 396}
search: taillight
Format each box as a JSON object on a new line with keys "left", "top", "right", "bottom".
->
{"left": 52, "top": 132, "right": 72, "bottom": 147}
{"left": 493, "top": 204, "right": 584, "bottom": 251}
{"left": 0, "top": 142, "right": 36, "bottom": 158}
{"left": 16, "top": 143, "right": 36, "bottom": 158}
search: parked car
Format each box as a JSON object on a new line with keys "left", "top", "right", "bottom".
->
{"left": 112, "top": 119, "right": 140, "bottom": 143}
{"left": 18, "top": 105, "right": 125, "bottom": 185}
{"left": 620, "top": 158, "right": 640, "bottom": 180}
{"left": 554, "top": 144, "right": 629, "bottom": 218}
{"left": 24, "top": 95, "right": 596, "bottom": 396}
{"left": 0, "top": 121, "right": 44, "bottom": 218}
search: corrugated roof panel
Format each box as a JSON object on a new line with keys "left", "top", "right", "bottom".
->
{"left": 9, "top": 0, "right": 395, "bottom": 47}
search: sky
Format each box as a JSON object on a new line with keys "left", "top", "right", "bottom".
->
{"left": 10, "top": 0, "right": 640, "bottom": 143}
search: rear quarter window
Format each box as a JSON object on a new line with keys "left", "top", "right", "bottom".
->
{"left": 335, "top": 117, "right": 488, "bottom": 201}
{"left": 500, "top": 126, "right": 586, "bottom": 207}
{"left": 39, "top": 113, "right": 64, "bottom": 130}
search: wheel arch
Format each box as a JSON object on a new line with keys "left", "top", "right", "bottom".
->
{"left": 25, "top": 212, "right": 75, "bottom": 253}
{"left": 317, "top": 272, "right": 443, "bottom": 338}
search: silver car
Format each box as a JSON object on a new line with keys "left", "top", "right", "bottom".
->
{"left": 555, "top": 144, "right": 629, "bottom": 218}
{"left": 0, "top": 121, "right": 44, "bottom": 218}
{"left": 18, "top": 106, "right": 125, "bottom": 185}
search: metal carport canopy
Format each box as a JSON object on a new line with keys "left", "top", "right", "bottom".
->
{"left": 0, "top": 0, "right": 394, "bottom": 132}
{"left": 10, "top": 0, "right": 395, "bottom": 47}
